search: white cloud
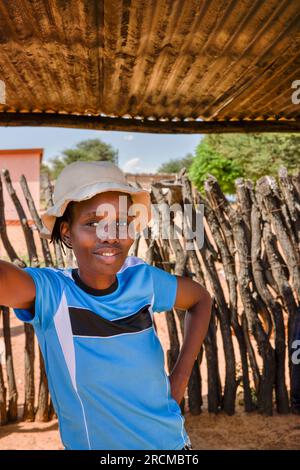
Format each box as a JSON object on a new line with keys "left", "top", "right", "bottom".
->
{"left": 123, "top": 134, "right": 134, "bottom": 141}
{"left": 122, "top": 158, "right": 141, "bottom": 172}
{"left": 121, "top": 158, "right": 157, "bottom": 174}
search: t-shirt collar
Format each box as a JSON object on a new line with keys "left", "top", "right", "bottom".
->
{"left": 71, "top": 268, "right": 119, "bottom": 296}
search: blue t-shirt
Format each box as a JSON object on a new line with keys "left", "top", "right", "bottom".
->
{"left": 14, "top": 255, "right": 191, "bottom": 450}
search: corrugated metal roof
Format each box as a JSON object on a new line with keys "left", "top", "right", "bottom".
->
{"left": 0, "top": 0, "right": 299, "bottom": 133}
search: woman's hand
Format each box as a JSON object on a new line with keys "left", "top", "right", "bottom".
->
{"left": 168, "top": 370, "right": 189, "bottom": 405}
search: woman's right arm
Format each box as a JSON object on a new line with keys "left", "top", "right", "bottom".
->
{"left": 0, "top": 260, "right": 36, "bottom": 311}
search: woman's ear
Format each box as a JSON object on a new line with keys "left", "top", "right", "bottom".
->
{"left": 60, "top": 220, "right": 72, "bottom": 249}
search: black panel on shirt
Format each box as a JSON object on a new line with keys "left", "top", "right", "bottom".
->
{"left": 69, "top": 304, "right": 153, "bottom": 337}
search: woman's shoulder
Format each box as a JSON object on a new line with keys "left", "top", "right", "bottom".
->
{"left": 117, "top": 255, "right": 148, "bottom": 275}
{"left": 24, "top": 266, "right": 73, "bottom": 283}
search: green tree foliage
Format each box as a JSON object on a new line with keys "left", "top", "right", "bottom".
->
{"left": 48, "top": 139, "right": 119, "bottom": 179}
{"left": 157, "top": 153, "right": 193, "bottom": 173}
{"left": 189, "top": 133, "right": 300, "bottom": 194}
{"left": 188, "top": 140, "right": 242, "bottom": 194}
{"left": 203, "top": 134, "right": 300, "bottom": 180}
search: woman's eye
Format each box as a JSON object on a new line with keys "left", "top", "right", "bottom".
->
{"left": 86, "top": 220, "right": 130, "bottom": 228}
{"left": 87, "top": 221, "right": 98, "bottom": 227}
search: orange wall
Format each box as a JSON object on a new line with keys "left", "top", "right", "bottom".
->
{"left": 0, "top": 149, "right": 42, "bottom": 223}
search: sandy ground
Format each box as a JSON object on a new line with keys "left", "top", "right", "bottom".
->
{"left": 1, "top": 408, "right": 300, "bottom": 450}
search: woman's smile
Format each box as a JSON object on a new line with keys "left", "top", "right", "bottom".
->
{"left": 93, "top": 246, "right": 123, "bottom": 264}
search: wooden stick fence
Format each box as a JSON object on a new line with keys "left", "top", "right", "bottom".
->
{"left": 0, "top": 166, "right": 299, "bottom": 425}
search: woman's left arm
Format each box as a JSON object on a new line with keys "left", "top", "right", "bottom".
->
{"left": 169, "top": 275, "right": 212, "bottom": 405}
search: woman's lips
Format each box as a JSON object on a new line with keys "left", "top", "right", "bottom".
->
{"left": 93, "top": 248, "right": 122, "bottom": 263}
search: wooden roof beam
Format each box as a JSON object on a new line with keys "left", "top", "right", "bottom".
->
{"left": 0, "top": 113, "right": 300, "bottom": 134}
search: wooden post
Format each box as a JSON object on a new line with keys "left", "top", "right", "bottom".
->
{"left": 278, "top": 167, "right": 300, "bottom": 250}
{"left": 2, "top": 168, "right": 38, "bottom": 421}
{"left": 0, "top": 175, "right": 25, "bottom": 267}
{"left": 205, "top": 175, "right": 275, "bottom": 415}
{"left": 257, "top": 176, "right": 300, "bottom": 301}
{"left": 20, "top": 174, "right": 54, "bottom": 267}
{"left": 2, "top": 306, "right": 18, "bottom": 421}
{"left": 250, "top": 189, "right": 289, "bottom": 413}
{"left": 202, "top": 180, "right": 254, "bottom": 412}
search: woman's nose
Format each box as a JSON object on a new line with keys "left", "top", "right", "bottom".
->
{"left": 96, "top": 220, "right": 119, "bottom": 241}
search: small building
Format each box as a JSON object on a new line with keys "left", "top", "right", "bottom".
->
{"left": 0, "top": 148, "right": 43, "bottom": 224}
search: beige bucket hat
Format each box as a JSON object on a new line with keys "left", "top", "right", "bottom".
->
{"left": 40, "top": 161, "right": 152, "bottom": 240}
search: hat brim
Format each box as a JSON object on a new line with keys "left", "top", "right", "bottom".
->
{"left": 40, "top": 181, "right": 152, "bottom": 240}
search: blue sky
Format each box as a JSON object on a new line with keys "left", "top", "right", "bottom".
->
{"left": 0, "top": 127, "right": 202, "bottom": 173}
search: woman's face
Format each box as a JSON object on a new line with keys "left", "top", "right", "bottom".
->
{"left": 60, "top": 191, "right": 135, "bottom": 276}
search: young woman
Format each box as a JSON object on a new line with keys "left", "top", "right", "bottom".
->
{"left": 0, "top": 161, "right": 211, "bottom": 450}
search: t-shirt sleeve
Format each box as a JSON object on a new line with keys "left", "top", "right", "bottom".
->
{"left": 13, "top": 267, "right": 63, "bottom": 329}
{"left": 147, "top": 264, "right": 178, "bottom": 313}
